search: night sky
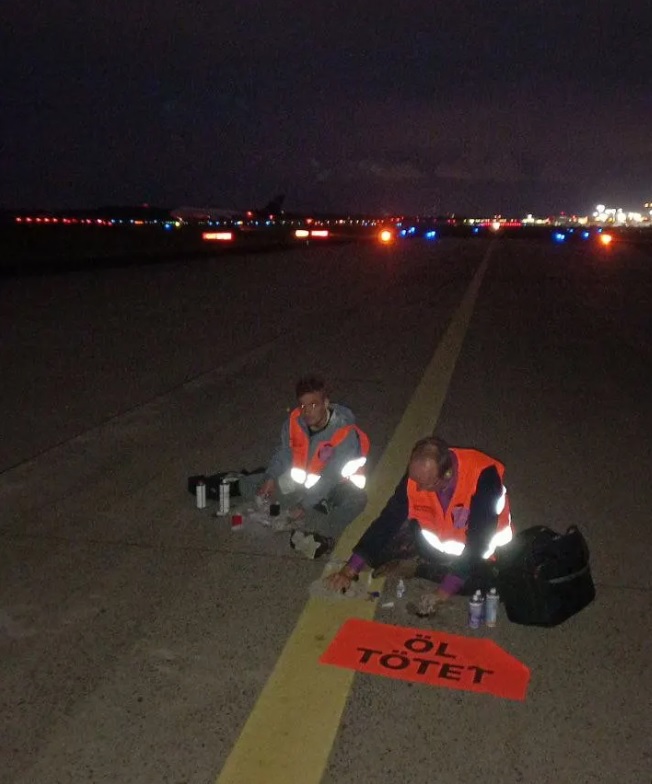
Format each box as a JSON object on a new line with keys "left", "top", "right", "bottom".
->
{"left": 2, "top": 1, "right": 651, "bottom": 216}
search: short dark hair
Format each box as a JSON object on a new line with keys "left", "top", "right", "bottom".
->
{"left": 410, "top": 435, "right": 452, "bottom": 478}
{"left": 295, "top": 374, "right": 328, "bottom": 399}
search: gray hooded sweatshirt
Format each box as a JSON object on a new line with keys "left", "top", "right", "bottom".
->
{"left": 265, "top": 403, "right": 365, "bottom": 508}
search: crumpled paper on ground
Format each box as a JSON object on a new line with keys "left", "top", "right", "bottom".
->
{"left": 308, "top": 560, "right": 384, "bottom": 601}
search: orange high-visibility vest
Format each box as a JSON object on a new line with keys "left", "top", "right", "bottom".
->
{"left": 407, "top": 448, "right": 512, "bottom": 558}
{"left": 288, "top": 408, "right": 370, "bottom": 490}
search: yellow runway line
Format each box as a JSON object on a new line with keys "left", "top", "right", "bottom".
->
{"left": 216, "top": 244, "right": 494, "bottom": 784}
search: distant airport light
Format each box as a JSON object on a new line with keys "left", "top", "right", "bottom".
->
{"left": 202, "top": 231, "right": 234, "bottom": 241}
{"left": 599, "top": 233, "right": 613, "bottom": 246}
{"left": 553, "top": 232, "right": 566, "bottom": 243}
{"left": 310, "top": 229, "right": 329, "bottom": 238}
{"left": 425, "top": 230, "right": 437, "bottom": 239}
{"left": 295, "top": 229, "right": 310, "bottom": 238}
{"left": 491, "top": 221, "right": 501, "bottom": 232}
{"left": 379, "top": 229, "right": 394, "bottom": 243}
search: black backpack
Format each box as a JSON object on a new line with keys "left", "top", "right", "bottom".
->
{"left": 497, "top": 525, "right": 596, "bottom": 626}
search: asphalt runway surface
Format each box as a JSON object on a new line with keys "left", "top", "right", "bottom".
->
{"left": 1, "top": 236, "right": 651, "bottom": 783}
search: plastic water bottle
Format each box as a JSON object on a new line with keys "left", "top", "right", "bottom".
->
{"left": 485, "top": 587, "right": 499, "bottom": 627}
{"left": 195, "top": 480, "right": 207, "bottom": 509}
{"left": 253, "top": 494, "right": 271, "bottom": 526}
{"left": 468, "top": 590, "right": 484, "bottom": 629}
{"left": 255, "top": 493, "right": 270, "bottom": 514}
{"left": 216, "top": 479, "right": 230, "bottom": 516}
{"left": 396, "top": 579, "right": 406, "bottom": 599}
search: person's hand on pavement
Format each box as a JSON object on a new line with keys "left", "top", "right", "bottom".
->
{"left": 324, "top": 565, "right": 358, "bottom": 593}
{"left": 287, "top": 504, "right": 305, "bottom": 522}
{"left": 257, "top": 478, "right": 276, "bottom": 500}
{"left": 408, "top": 588, "right": 450, "bottom": 617}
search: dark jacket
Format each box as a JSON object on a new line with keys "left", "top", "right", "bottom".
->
{"left": 353, "top": 463, "right": 503, "bottom": 584}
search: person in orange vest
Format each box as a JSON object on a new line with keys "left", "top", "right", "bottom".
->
{"left": 325, "top": 435, "right": 513, "bottom": 615}
{"left": 238, "top": 374, "right": 370, "bottom": 559}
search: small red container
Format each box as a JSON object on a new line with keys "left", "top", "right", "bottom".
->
{"left": 231, "top": 513, "right": 243, "bottom": 530}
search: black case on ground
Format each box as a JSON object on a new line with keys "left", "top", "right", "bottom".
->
{"left": 497, "top": 525, "right": 596, "bottom": 626}
{"left": 187, "top": 475, "right": 206, "bottom": 495}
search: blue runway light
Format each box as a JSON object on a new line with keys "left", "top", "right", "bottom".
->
{"left": 582, "top": 231, "right": 590, "bottom": 239}
{"left": 425, "top": 230, "right": 437, "bottom": 239}
{"left": 553, "top": 232, "right": 566, "bottom": 243}
{"left": 399, "top": 229, "right": 408, "bottom": 237}
{"left": 472, "top": 227, "right": 479, "bottom": 234}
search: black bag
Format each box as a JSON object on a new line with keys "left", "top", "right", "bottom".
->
{"left": 187, "top": 475, "right": 207, "bottom": 495}
{"left": 497, "top": 525, "right": 596, "bottom": 626}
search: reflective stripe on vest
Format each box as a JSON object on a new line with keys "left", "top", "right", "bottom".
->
{"left": 288, "top": 408, "right": 370, "bottom": 489}
{"left": 409, "top": 448, "right": 513, "bottom": 559}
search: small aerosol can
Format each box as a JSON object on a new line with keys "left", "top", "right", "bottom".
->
{"left": 468, "top": 590, "right": 484, "bottom": 629}
{"left": 485, "top": 587, "right": 500, "bottom": 627}
{"left": 216, "top": 479, "right": 230, "bottom": 516}
{"left": 195, "top": 479, "right": 207, "bottom": 509}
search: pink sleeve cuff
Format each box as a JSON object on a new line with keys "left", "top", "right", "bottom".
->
{"left": 347, "top": 553, "right": 366, "bottom": 573}
{"left": 440, "top": 573, "right": 465, "bottom": 596}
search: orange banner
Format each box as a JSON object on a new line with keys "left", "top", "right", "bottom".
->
{"left": 320, "top": 618, "right": 530, "bottom": 701}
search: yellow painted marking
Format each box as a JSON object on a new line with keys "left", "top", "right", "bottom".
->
{"left": 216, "top": 244, "right": 494, "bottom": 784}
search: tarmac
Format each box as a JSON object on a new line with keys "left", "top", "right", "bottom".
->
{"left": 1, "top": 236, "right": 651, "bottom": 783}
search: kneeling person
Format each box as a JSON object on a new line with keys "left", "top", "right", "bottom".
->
{"left": 325, "top": 436, "right": 513, "bottom": 614}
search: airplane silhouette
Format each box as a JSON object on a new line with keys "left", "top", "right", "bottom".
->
{"left": 171, "top": 194, "right": 286, "bottom": 222}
